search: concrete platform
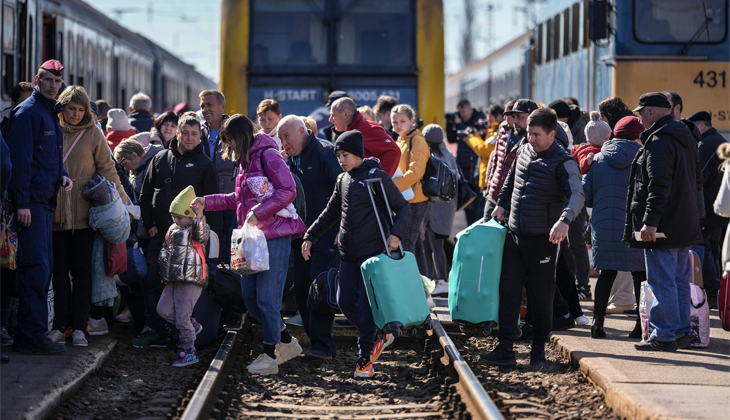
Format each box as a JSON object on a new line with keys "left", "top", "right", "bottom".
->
{"left": 0, "top": 335, "right": 116, "bottom": 420}
{"left": 551, "top": 305, "right": 730, "bottom": 420}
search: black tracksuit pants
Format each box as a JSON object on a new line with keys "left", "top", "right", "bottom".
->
{"left": 498, "top": 231, "right": 559, "bottom": 349}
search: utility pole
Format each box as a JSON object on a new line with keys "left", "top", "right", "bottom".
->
{"left": 461, "top": 0, "right": 476, "bottom": 66}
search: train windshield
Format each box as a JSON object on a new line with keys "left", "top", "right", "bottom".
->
{"left": 250, "top": 0, "right": 328, "bottom": 66}
{"left": 634, "top": 0, "right": 727, "bottom": 43}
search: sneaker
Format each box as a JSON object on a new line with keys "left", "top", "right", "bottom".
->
{"left": 131, "top": 330, "right": 169, "bottom": 348}
{"left": 354, "top": 356, "right": 374, "bottom": 378}
{"left": 135, "top": 325, "right": 152, "bottom": 338}
{"left": 88, "top": 318, "right": 109, "bottom": 336}
{"left": 72, "top": 330, "right": 88, "bottom": 347}
{"left": 246, "top": 353, "right": 279, "bottom": 375}
{"left": 432, "top": 280, "right": 449, "bottom": 297}
{"left": 675, "top": 334, "right": 692, "bottom": 349}
{"left": 116, "top": 308, "right": 133, "bottom": 323}
{"left": 427, "top": 296, "right": 436, "bottom": 310}
{"left": 635, "top": 339, "right": 678, "bottom": 352}
{"left": 190, "top": 318, "right": 203, "bottom": 336}
{"left": 48, "top": 330, "right": 66, "bottom": 344}
{"left": 13, "top": 338, "right": 66, "bottom": 355}
{"left": 552, "top": 314, "right": 575, "bottom": 331}
{"left": 576, "top": 284, "right": 592, "bottom": 301}
{"left": 575, "top": 315, "right": 590, "bottom": 326}
{"left": 478, "top": 346, "right": 517, "bottom": 367}
{"left": 284, "top": 313, "right": 303, "bottom": 327}
{"left": 1, "top": 327, "right": 13, "bottom": 347}
{"left": 276, "top": 337, "right": 302, "bottom": 365}
{"left": 371, "top": 334, "right": 394, "bottom": 363}
{"left": 173, "top": 346, "right": 199, "bottom": 367}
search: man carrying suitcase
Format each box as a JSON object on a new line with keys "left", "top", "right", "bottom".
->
{"left": 481, "top": 108, "right": 585, "bottom": 366}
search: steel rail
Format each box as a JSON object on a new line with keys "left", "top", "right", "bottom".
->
{"left": 429, "top": 316, "right": 506, "bottom": 420}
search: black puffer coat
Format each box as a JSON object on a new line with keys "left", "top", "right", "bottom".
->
{"left": 304, "top": 158, "right": 410, "bottom": 262}
{"left": 497, "top": 140, "right": 584, "bottom": 236}
{"left": 623, "top": 115, "right": 704, "bottom": 249}
{"left": 699, "top": 127, "right": 729, "bottom": 227}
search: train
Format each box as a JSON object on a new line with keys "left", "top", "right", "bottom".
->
{"left": 219, "top": 0, "right": 444, "bottom": 129}
{"left": 446, "top": 0, "right": 730, "bottom": 134}
{"left": 0, "top": 0, "right": 215, "bottom": 113}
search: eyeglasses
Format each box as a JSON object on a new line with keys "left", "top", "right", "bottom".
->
{"left": 118, "top": 157, "right": 126, "bottom": 165}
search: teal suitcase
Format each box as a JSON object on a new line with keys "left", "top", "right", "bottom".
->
{"left": 448, "top": 219, "right": 507, "bottom": 334}
{"left": 360, "top": 178, "right": 431, "bottom": 337}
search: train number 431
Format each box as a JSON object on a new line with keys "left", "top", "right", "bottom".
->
{"left": 694, "top": 70, "right": 727, "bottom": 88}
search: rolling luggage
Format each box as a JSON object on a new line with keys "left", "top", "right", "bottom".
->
{"left": 720, "top": 271, "right": 730, "bottom": 331}
{"left": 360, "top": 177, "right": 431, "bottom": 337}
{"left": 448, "top": 219, "right": 507, "bottom": 334}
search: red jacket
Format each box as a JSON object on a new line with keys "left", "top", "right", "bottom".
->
{"left": 106, "top": 128, "right": 138, "bottom": 153}
{"left": 335, "top": 112, "right": 401, "bottom": 177}
{"left": 571, "top": 143, "right": 602, "bottom": 175}
{"left": 487, "top": 122, "right": 520, "bottom": 200}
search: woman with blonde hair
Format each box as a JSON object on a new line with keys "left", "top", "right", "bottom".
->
{"left": 49, "top": 86, "right": 128, "bottom": 346}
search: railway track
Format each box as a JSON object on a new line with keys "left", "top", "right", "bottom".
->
{"left": 174, "top": 316, "right": 505, "bottom": 420}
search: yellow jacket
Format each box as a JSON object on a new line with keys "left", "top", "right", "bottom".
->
{"left": 394, "top": 129, "right": 430, "bottom": 204}
{"left": 53, "top": 115, "right": 128, "bottom": 231}
{"left": 466, "top": 122, "right": 499, "bottom": 189}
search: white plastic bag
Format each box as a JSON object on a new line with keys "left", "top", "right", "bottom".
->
{"left": 393, "top": 168, "right": 415, "bottom": 201}
{"left": 230, "top": 223, "right": 269, "bottom": 275}
{"left": 639, "top": 281, "right": 654, "bottom": 341}
{"left": 689, "top": 284, "right": 711, "bottom": 348}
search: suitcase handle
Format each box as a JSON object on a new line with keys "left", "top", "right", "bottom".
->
{"left": 364, "top": 178, "right": 404, "bottom": 259}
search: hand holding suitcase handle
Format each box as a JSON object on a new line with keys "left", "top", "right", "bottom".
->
{"left": 364, "top": 177, "right": 404, "bottom": 260}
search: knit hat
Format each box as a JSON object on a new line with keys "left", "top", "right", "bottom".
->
{"left": 548, "top": 100, "right": 571, "bottom": 119}
{"left": 334, "top": 130, "right": 364, "bottom": 159}
{"left": 106, "top": 108, "right": 132, "bottom": 132}
{"left": 169, "top": 186, "right": 197, "bottom": 217}
{"left": 422, "top": 124, "right": 445, "bottom": 144}
{"left": 584, "top": 111, "right": 612, "bottom": 146}
{"left": 613, "top": 116, "right": 644, "bottom": 140}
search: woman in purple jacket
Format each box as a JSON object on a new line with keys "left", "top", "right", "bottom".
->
{"left": 191, "top": 115, "right": 306, "bottom": 376}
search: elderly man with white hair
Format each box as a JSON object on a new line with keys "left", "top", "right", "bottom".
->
{"left": 128, "top": 92, "right": 155, "bottom": 132}
{"left": 278, "top": 115, "right": 343, "bottom": 360}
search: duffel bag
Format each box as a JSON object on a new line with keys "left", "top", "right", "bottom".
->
{"left": 308, "top": 268, "right": 340, "bottom": 315}
{"left": 208, "top": 265, "right": 246, "bottom": 314}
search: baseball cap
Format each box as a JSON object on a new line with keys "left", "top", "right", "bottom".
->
{"left": 325, "top": 90, "right": 349, "bottom": 107}
{"left": 687, "top": 110, "right": 711, "bottom": 123}
{"left": 40, "top": 59, "right": 64, "bottom": 76}
{"left": 504, "top": 99, "right": 539, "bottom": 116}
{"left": 633, "top": 92, "right": 671, "bottom": 112}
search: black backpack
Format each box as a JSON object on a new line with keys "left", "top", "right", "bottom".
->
{"left": 308, "top": 268, "right": 340, "bottom": 315}
{"left": 207, "top": 266, "right": 247, "bottom": 314}
{"left": 421, "top": 154, "right": 457, "bottom": 202}
{"left": 259, "top": 147, "right": 306, "bottom": 222}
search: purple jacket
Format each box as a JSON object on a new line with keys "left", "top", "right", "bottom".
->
{"left": 204, "top": 134, "right": 306, "bottom": 240}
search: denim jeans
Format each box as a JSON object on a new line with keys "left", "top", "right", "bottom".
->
{"left": 644, "top": 247, "right": 691, "bottom": 342}
{"left": 241, "top": 235, "right": 291, "bottom": 346}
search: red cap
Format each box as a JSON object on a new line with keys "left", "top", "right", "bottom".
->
{"left": 40, "top": 59, "right": 64, "bottom": 76}
{"left": 613, "top": 116, "right": 644, "bottom": 141}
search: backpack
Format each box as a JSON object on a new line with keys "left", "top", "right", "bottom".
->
{"left": 407, "top": 138, "right": 456, "bottom": 202}
{"left": 308, "top": 268, "right": 340, "bottom": 315}
{"left": 259, "top": 147, "right": 306, "bottom": 222}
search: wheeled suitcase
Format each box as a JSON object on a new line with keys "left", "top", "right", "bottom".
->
{"left": 360, "top": 177, "right": 431, "bottom": 337}
{"left": 720, "top": 271, "right": 730, "bottom": 331}
{"left": 448, "top": 219, "right": 507, "bottom": 334}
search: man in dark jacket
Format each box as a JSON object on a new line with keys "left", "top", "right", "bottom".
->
{"left": 480, "top": 108, "right": 584, "bottom": 367}
{"left": 322, "top": 90, "right": 349, "bottom": 143}
{"left": 279, "top": 115, "right": 343, "bottom": 360}
{"left": 624, "top": 93, "right": 703, "bottom": 352}
{"left": 128, "top": 92, "right": 155, "bottom": 133}
{"left": 199, "top": 89, "right": 235, "bottom": 263}
{"left": 446, "top": 99, "right": 488, "bottom": 224}
{"left": 6, "top": 60, "right": 72, "bottom": 355}
{"left": 689, "top": 110, "right": 727, "bottom": 307}
{"left": 135, "top": 115, "right": 221, "bottom": 348}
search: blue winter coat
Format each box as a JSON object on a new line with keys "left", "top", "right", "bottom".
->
{"left": 5, "top": 88, "right": 67, "bottom": 210}
{"left": 583, "top": 139, "right": 645, "bottom": 271}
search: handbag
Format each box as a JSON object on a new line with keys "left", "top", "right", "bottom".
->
{"left": 455, "top": 167, "right": 478, "bottom": 212}
{"left": 104, "top": 241, "right": 128, "bottom": 276}
{"left": 0, "top": 192, "right": 18, "bottom": 269}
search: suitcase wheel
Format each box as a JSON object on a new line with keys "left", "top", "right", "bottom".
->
{"left": 384, "top": 322, "right": 404, "bottom": 338}
{"left": 482, "top": 321, "right": 497, "bottom": 336}
{"left": 516, "top": 326, "right": 522, "bottom": 338}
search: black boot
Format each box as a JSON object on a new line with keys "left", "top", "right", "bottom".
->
{"left": 628, "top": 320, "right": 642, "bottom": 339}
{"left": 590, "top": 316, "right": 606, "bottom": 339}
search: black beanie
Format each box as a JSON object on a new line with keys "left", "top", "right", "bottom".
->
{"left": 334, "top": 130, "right": 365, "bottom": 159}
{"left": 548, "top": 99, "right": 571, "bottom": 119}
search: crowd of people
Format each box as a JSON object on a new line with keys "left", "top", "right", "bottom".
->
{"left": 0, "top": 58, "right": 726, "bottom": 377}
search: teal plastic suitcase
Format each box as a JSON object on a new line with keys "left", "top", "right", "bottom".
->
{"left": 448, "top": 219, "right": 507, "bottom": 334}
{"left": 360, "top": 178, "right": 431, "bottom": 337}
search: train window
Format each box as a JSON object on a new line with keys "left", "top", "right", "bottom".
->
{"left": 553, "top": 14, "right": 561, "bottom": 60}
{"left": 546, "top": 19, "right": 552, "bottom": 62}
{"left": 563, "top": 9, "right": 570, "bottom": 56}
{"left": 634, "top": 0, "right": 727, "bottom": 43}
{"left": 583, "top": 0, "right": 590, "bottom": 48}
{"left": 571, "top": 3, "right": 580, "bottom": 52}
{"left": 3, "top": 5, "right": 15, "bottom": 51}
{"left": 335, "top": 0, "right": 414, "bottom": 68}
{"left": 250, "top": 0, "right": 327, "bottom": 66}
{"left": 2, "top": 54, "right": 13, "bottom": 98}
{"left": 536, "top": 22, "right": 543, "bottom": 65}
